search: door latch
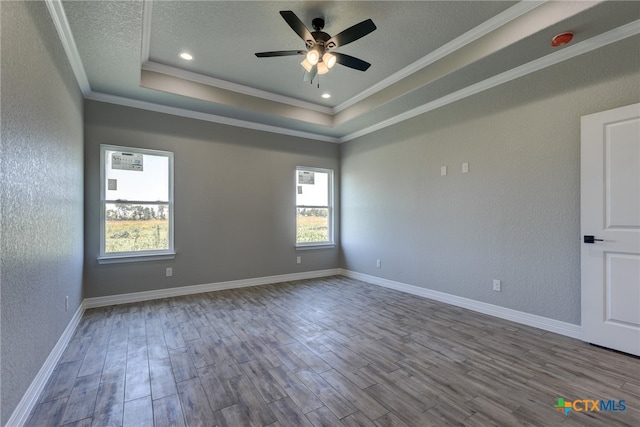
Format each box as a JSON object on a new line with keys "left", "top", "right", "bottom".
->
{"left": 584, "top": 235, "right": 604, "bottom": 244}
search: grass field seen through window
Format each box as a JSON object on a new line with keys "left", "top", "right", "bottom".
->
{"left": 297, "top": 214, "right": 329, "bottom": 243}
{"left": 106, "top": 214, "right": 329, "bottom": 253}
{"left": 105, "top": 219, "right": 169, "bottom": 253}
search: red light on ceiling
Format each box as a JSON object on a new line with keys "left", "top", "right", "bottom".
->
{"left": 551, "top": 32, "right": 574, "bottom": 47}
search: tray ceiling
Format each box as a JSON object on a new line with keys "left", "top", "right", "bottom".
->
{"left": 54, "top": 1, "right": 640, "bottom": 142}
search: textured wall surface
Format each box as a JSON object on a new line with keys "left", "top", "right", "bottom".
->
{"left": 83, "top": 101, "right": 340, "bottom": 298}
{"left": 340, "top": 35, "right": 640, "bottom": 325}
{"left": 0, "top": 1, "right": 84, "bottom": 424}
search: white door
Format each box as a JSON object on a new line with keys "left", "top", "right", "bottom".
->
{"left": 581, "top": 103, "right": 640, "bottom": 356}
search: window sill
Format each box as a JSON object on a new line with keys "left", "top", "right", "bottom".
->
{"left": 295, "top": 244, "right": 336, "bottom": 251}
{"left": 98, "top": 252, "right": 176, "bottom": 264}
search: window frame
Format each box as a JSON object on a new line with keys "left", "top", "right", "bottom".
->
{"left": 295, "top": 166, "right": 335, "bottom": 249}
{"left": 98, "top": 144, "right": 175, "bottom": 264}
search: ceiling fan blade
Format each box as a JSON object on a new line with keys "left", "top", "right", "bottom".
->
{"left": 303, "top": 65, "right": 318, "bottom": 82}
{"left": 280, "top": 11, "right": 315, "bottom": 47}
{"left": 333, "top": 52, "right": 371, "bottom": 71}
{"left": 255, "top": 50, "right": 306, "bottom": 58}
{"left": 326, "top": 19, "right": 376, "bottom": 49}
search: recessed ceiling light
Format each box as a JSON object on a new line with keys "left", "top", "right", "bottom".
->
{"left": 321, "top": 93, "right": 331, "bottom": 99}
{"left": 179, "top": 52, "right": 193, "bottom": 61}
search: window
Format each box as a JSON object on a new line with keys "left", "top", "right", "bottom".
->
{"left": 296, "top": 166, "right": 334, "bottom": 247}
{"left": 99, "top": 145, "right": 174, "bottom": 263}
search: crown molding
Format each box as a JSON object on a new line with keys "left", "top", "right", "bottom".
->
{"left": 44, "top": 0, "right": 90, "bottom": 95}
{"left": 140, "top": 0, "right": 153, "bottom": 64}
{"left": 142, "top": 61, "right": 334, "bottom": 115}
{"left": 340, "top": 19, "right": 640, "bottom": 143}
{"left": 46, "top": 0, "right": 637, "bottom": 145}
{"left": 85, "top": 92, "right": 340, "bottom": 143}
{"left": 333, "top": 0, "right": 546, "bottom": 113}
{"left": 90, "top": 18, "right": 639, "bottom": 146}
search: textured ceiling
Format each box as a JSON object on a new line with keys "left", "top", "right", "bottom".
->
{"left": 58, "top": 1, "right": 640, "bottom": 142}
{"left": 147, "top": 1, "right": 515, "bottom": 106}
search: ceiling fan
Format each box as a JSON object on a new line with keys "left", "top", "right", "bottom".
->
{"left": 255, "top": 11, "right": 376, "bottom": 81}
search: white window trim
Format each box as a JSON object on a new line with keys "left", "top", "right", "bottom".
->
{"left": 295, "top": 243, "right": 336, "bottom": 251}
{"left": 295, "top": 166, "right": 334, "bottom": 248}
{"left": 98, "top": 144, "right": 175, "bottom": 263}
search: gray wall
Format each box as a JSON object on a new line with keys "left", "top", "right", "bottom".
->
{"left": 1, "top": 1, "right": 84, "bottom": 424}
{"left": 83, "top": 101, "right": 340, "bottom": 298}
{"left": 340, "top": 35, "right": 640, "bottom": 325}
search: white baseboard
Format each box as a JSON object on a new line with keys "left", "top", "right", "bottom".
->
{"left": 84, "top": 268, "right": 342, "bottom": 308}
{"left": 340, "top": 269, "right": 582, "bottom": 339}
{"left": 6, "top": 303, "right": 85, "bottom": 427}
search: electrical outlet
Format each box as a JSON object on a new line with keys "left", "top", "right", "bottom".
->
{"left": 376, "top": 259, "right": 381, "bottom": 268}
{"left": 166, "top": 267, "right": 173, "bottom": 277}
{"left": 462, "top": 162, "right": 469, "bottom": 173}
{"left": 297, "top": 256, "right": 301, "bottom": 264}
{"left": 493, "top": 279, "right": 501, "bottom": 292}
{"left": 65, "top": 296, "right": 69, "bottom": 312}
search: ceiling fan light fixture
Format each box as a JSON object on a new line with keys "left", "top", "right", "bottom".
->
{"left": 323, "top": 52, "right": 336, "bottom": 69}
{"left": 306, "top": 49, "right": 320, "bottom": 65}
{"left": 300, "top": 58, "right": 314, "bottom": 72}
{"left": 317, "top": 62, "right": 329, "bottom": 75}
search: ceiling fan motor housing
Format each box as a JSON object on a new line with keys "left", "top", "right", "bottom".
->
{"left": 311, "top": 31, "right": 331, "bottom": 53}
{"left": 311, "top": 17, "right": 325, "bottom": 31}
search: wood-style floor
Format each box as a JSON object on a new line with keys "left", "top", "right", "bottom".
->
{"left": 27, "top": 276, "right": 639, "bottom": 426}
